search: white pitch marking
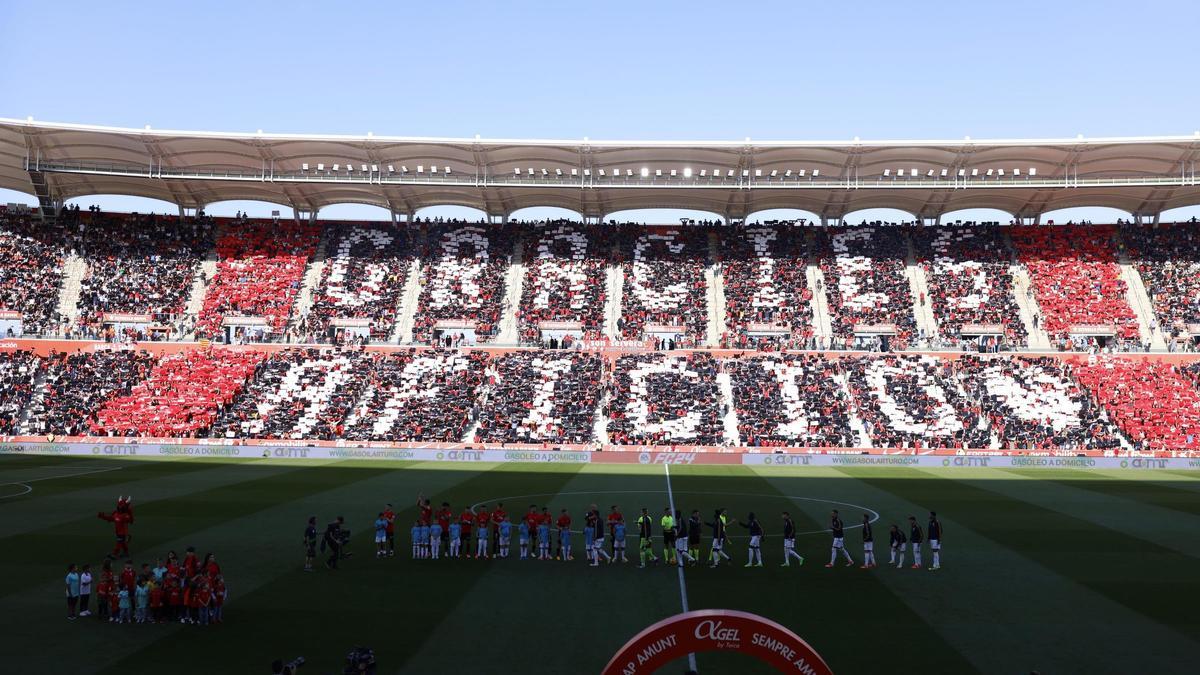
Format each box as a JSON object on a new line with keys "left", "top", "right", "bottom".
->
{"left": 0, "top": 466, "right": 125, "bottom": 500}
{"left": 663, "top": 463, "right": 698, "bottom": 673}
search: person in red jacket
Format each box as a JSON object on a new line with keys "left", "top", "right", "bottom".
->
{"left": 182, "top": 547, "right": 199, "bottom": 579}
{"left": 474, "top": 504, "right": 491, "bottom": 559}
{"left": 149, "top": 582, "right": 164, "bottom": 623}
{"left": 95, "top": 563, "right": 113, "bottom": 622}
{"left": 490, "top": 502, "right": 506, "bottom": 556}
{"left": 118, "top": 560, "right": 136, "bottom": 595}
{"left": 97, "top": 496, "right": 134, "bottom": 557}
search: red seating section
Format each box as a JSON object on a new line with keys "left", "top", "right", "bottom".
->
{"left": 196, "top": 221, "right": 320, "bottom": 338}
{"left": 91, "top": 349, "right": 264, "bottom": 436}
{"left": 1011, "top": 226, "right": 1140, "bottom": 340}
{"left": 1075, "top": 358, "right": 1200, "bottom": 451}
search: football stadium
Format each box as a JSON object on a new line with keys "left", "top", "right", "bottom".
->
{"left": 2, "top": 3, "right": 1199, "bottom": 674}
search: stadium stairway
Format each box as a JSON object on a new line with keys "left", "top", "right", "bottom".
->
{"left": 705, "top": 232, "right": 726, "bottom": 347}
{"left": 603, "top": 241, "right": 622, "bottom": 340}
{"left": 839, "top": 370, "right": 874, "bottom": 448}
{"left": 717, "top": 371, "right": 741, "bottom": 445}
{"left": 15, "top": 366, "right": 48, "bottom": 434}
{"left": 288, "top": 228, "right": 329, "bottom": 334}
{"left": 593, "top": 387, "right": 611, "bottom": 444}
{"left": 182, "top": 247, "right": 218, "bottom": 339}
{"left": 805, "top": 254, "right": 834, "bottom": 346}
{"left": 392, "top": 228, "right": 427, "bottom": 344}
{"left": 1003, "top": 233, "right": 1052, "bottom": 350}
{"left": 496, "top": 235, "right": 524, "bottom": 344}
{"left": 904, "top": 237, "right": 940, "bottom": 341}
{"left": 55, "top": 251, "right": 86, "bottom": 326}
{"left": 1113, "top": 233, "right": 1167, "bottom": 350}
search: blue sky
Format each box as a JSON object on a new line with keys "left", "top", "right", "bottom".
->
{"left": 2, "top": 0, "right": 1198, "bottom": 222}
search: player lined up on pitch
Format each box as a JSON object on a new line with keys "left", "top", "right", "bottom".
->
{"left": 389, "top": 495, "right": 944, "bottom": 571}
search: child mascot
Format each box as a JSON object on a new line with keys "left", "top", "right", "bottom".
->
{"left": 98, "top": 496, "right": 135, "bottom": 558}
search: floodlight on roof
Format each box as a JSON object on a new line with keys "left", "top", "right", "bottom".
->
{"left": 640, "top": 167, "right": 649, "bottom": 178}
{"left": 883, "top": 169, "right": 891, "bottom": 177}
{"left": 957, "top": 169, "right": 965, "bottom": 177}
{"left": 626, "top": 169, "right": 633, "bottom": 177}
{"left": 598, "top": 169, "right": 606, "bottom": 176}
{"left": 332, "top": 164, "right": 340, "bottom": 171}
{"left": 346, "top": 162, "right": 354, "bottom": 171}
{"left": 416, "top": 165, "right": 423, "bottom": 173}
{"left": 317, "top": 164, "right": 325, "bottom": 171}
{"left": 371, "top": 165, "right": 378, "bottom": 172}
{"left": 655, "top": 169, "right": 662, "bottom": 177}
{"left": 555, "top": 168, "right": 562, "bottom": 176}
{"left": 940, "top": 169, "right": 948, "bottom": 177}
{"left": 754, "top": 169, "right": 762, "bottom": 177}
{"left": 1012, "top": 168, "right": 1020, "bottom": 176}
{"left": 926, "top": 169, "right": 934, "bottom": 177}
{"left": 514, "top": 167, "right": 521, "bottom": 175}
{"left": 583, "top": 168, "right": 590, "bottom": 176}
{"left": 971, "top": 168, "right": 979, "bottom": 176}
{"left": 387, "top": 165, "right": 394, "bottom": 173}
{"left": 798, "top": 169, "right": 806, "bottom": 177}
{"left": 727, "top": 169, "right": 734, "bottom": 177}
{"left": 444, "top": 166, "right": 451, "bottom": 174}
{"left": 699, "top": 169, "right": 706, "bottom": 177}
{"left": 361, "top": 164, "right": 368, "bottom": 172}
{"left": 986, "top": 168, "right": 994, "bottom": 176}
{"left": 742, "top": 169, "right": 750, "bottom": 177}
{"left": 400, "top": 165, "right": 408, "bottom": 173}
{"left": 570, "top": 168, "right": 577, "bottom": 176}
{"left": 812, "top": 169, "right": 819, "bottom": 178}
{"left": 997, "top": 169, "right": 1004, "bottom": 176}
{"left": 770, "top": 170, "right": 778, "bottom": 177}
{"left": 784, "top": 169, "right": 792, "bottom": 177}
{"left": 683, "top": 167, "right": 692, "bottom": 178}
{"left": 670, "top": 169, "right": 677, "bottom": 177}
{"left": 541, "top": 168, "right": 548, "bottom": 176}
{"left": 1029, "top": 167, "right": 1037, "bottom": 176}
{"left": 301, "top": 163, "right": 309, "bottom": 171}
{"left": 910, "top": 168, "right": 918, "bottom": 177}
{"left": 528, "top": 168, "right": 534, "bottom": 175}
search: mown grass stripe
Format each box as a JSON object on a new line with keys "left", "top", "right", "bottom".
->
{"left": 849, "top": 467, "right": 1200, "bottom": 642}
{"left": 668, "top": 465, "right": 978, "bottom": 675}
{"left": 1002, "top": 468, "right": 1200, "bottom": 517}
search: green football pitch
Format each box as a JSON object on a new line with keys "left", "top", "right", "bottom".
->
{"left": 1, "top": 455, "right": 1198, "bottom": 674}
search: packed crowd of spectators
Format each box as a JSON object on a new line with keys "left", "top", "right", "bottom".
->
{"left": 25, "top": 350, "right": 158, "bottom": 436}
{"left": 196, "top": 220, "right": 321, "bottom": 340}
{"left": 1121, "top": 223, "right": 1200, "bottom": 342}
{"left": 0, "top": 211, "right": 66, "bottom": 335}
{"left": 517, "top": 222, "right": 611, "bottom": 345}
{"left": 911, "top": 226, "right": 1026, "bottom": 348}
{"left": 208, "top": 348, "right": 374, "bottom": 440}
{"left": 74, "top": 211, "right": 213, "bottom": 337}
{"left": 302, "top": 224, "right": 415, "bottom": 343}
{"left": 726, "top": 354, "right": 856, "bottom": 447}
{"left": 475, "top": 350, "right": 603, "bottom": 444}
{"left": 342, "top": 349, "right": 487, "bottom": 442}
{"left": 817, "top": 227, "right": 917, "bottom": 349}
{"left": 1010, "top": 225, "right": 1141, "bottom": 343}
{"left": 413, "top": 223, "right": 514, "bottom": 344}
{"left": 1075, "top": 357, "right": 1200, "bottom": 451}
{"left": 954, "top": 355, "right": 1124, "bottom": 451}
{"left": 720, "top": 225, "right": 814, "bottom": 350}
{"left": 845, "top": 354, "right": 990, "bottom": 449}
{"left": 90, "top": 349, "right": 264, "bottom": 437}
{"left": 606, "top": 352, "right": 724, "bottom": 445}
{"left": 617, "top": 227, "right": 710, "bottom": 343}
{"left": 0, "top": 349, "right": 42, "bottom": 433}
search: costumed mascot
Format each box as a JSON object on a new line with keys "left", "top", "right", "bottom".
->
{"left": 98, "top": 496, "right": 135, "bottom": 558}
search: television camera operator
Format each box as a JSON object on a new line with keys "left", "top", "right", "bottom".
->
{"left": 321, "top": 516, "right": 351, "bottom": 569}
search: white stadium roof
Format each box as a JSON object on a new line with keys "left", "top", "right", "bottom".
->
{"left": 1, "top": 118, "right": 1198, "bottom": 220}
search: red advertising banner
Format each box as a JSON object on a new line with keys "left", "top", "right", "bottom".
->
{"left": 602, "top": 609, "right": 833, "bottom": 675}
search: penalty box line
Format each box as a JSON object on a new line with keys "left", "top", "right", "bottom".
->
{"left": 664, "top": 463, "right": 699, "bottom": 673}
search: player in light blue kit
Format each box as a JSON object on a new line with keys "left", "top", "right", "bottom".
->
{"left": 410, "top": 521, "right": 422, "bottom": 559}
{"left": 518, "top": 520, "right": 531, "bottom": 559}
{"left": 374, "top": 513, "right": 388, "bottom": 559}
{"left": 430, "top": 521, "right": 443, "bottom": 559}
{"left": 614, "top": 520, "right": 628, "bottom": 563}
{"left": 418, "top": 522, "right": 431, "bottom": 559}
{"left": 537, "top": 520, "right": 551, "bottom": 560}
{"left": 449, "top": 521, "right": 462, "bottom": 558}
{"left": 498, "top": 516, "right": 512, "bottom": 558}
{"left": 583, "top": 523, "right": 595, "bottom": 564}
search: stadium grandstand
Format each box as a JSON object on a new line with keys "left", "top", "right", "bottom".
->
{"left": 0, "top": 119, "right": 1199, "bottom": 455}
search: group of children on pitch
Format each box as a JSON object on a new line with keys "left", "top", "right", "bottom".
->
{"left": 64, "top": 547, "right": 228, "bottom": 624}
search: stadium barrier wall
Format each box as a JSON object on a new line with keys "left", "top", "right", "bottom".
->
{"left": 2, "top": 442, "right": 1198, "bottom": 470}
